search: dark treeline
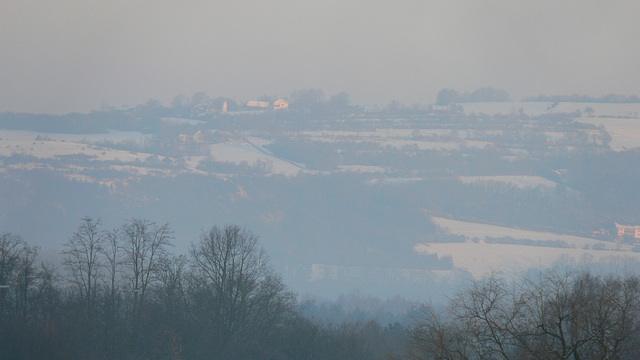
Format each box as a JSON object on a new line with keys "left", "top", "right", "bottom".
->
{"left": 435, "top": 88, "right": 512, "bottom": 106}
{"left": 404, "top": 270, "right": 640, "bottom": 360}
{"left": 0, "top": 219, "right": 405, "bottom": 360}
{"left": 4, "top": 219, "right": 640, "bottom": 359}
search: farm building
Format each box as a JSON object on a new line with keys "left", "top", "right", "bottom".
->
{"left": 246, "top": 100, "right": 270, "bottom": 109}
{"left": 615, "top": 223, "right": 640, "bottom": 239}
{"left": 273, "top": 99, "right": 289, "bottom": 110}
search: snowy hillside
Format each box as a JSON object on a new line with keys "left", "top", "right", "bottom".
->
{"left": 417, "top": 217, "right": 640, "bottom": 279}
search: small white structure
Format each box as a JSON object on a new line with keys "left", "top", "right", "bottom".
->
{"left": 246, "top": 100, "right": 270, "bottom": 109}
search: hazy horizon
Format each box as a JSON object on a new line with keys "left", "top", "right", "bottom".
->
{"left": 2, "top": 0, "right": 640, "bottom": 114}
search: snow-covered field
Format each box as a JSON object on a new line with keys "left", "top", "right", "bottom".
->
{"left": 551, "top": 103, "right": 640, "bottom": 117}
{"left": 380, "top": 139, "right": 490, "bottom": 150}
{"left": 0, "top": 129, "right": 151, "bottom": 144}
{"left": 0, "top": 138, "right": 155, "bottom": 163}
{"left": 0, "top": 129, "right": 310, "bottom": 177}
{"left": 577, "top": 116, "right": 640, "bottom": 150}
{"left": 415, "top": 242, "right": 640, "bottom": 279}
{"left": 460, "top": 102, "right": 640, "bottom": 118}
{"left": 368, "top": 177, "right": 424, "bottom": 185}
{"left": 338, "top": 165, "right": 387, "bottom": 173}
{"left": 458, "top": 175, "right": 557, "bottom": 189}
{"left": 429, "top": 217, "right": 623, "bottom": 249}
{"left": 296, "top": 129, "right": 489, "bottom": 151}
{"left": 458, "top": 102, "right": 640, "bottom": 150}
{"left": 161, "top": 117, "right": 207, "bottom": 126}
{"left": 460, "top": 102, "right": 551, "bottom": 116}
{"left": 416, "top": 217, "right": 640, "bottom": 278}
{"left": 207, "top": 143, "right": 312, "bottom": 177}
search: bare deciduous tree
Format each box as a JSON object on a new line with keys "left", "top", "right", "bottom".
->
{"left": 407, "top": 303, "right": 471, "bottom": 360}
{"left": 102, "top": 228, "right": 122, "bottom": 308}
{"left": 156, "top": 254, "right": 188, "bottom": 320}
{"left": 62, "top": 217, "right": 105, "bottom": 317}
{"left": 121, "top": 218, "right": 173, "bottom": 311}
{"left": 14, "top": 243, "right": 38, "bottom": 319}
{"left": 190, "top": 224, "right": 295, "bottom": 359}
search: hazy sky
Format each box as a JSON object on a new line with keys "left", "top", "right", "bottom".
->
{"left": 2, "top": 0, "right": 640, "bottom": 113}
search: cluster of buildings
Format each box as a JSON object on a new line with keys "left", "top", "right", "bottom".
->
{"left": 246, "top": 98, "right": 289, "bottom": 110}
{"left": 191, "top": 99, "right": 289, "bottom": 117}
{"left": 615, "top": 223, "right": 640, "bottom": 241}
{"left": 180, "top": 98, "right": 291, "bottom": 144}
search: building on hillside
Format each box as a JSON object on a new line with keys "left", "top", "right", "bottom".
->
{"left": 615, "top": 223, "right": 640, "bottom": 240}
{"left": 273, "top": 98, "right": 289, "bottom": 110}
{"left": 191, "top": 104, "right": 216, "bottom": 117}
{"left": 246, "top": 100, "right": 270, "bottom": 109}
{"left": 193, "top": 130, "right": 207, "bottom": 144}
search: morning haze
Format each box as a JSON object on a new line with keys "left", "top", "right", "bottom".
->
{"left": 2, "top": 0, "right": 639, "bottom": 113}
{"left": 3, "top": 1, "right": 640, "bottom": 359}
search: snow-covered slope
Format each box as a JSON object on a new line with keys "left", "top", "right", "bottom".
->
{"left": 416, "top": 217, "right": 640, "bottom": 278}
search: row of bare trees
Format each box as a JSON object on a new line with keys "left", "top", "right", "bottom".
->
{"left": 15, "top": 217, "right": 640, "bottom": 359}
{"left": 56, "top": 217, "right": 175, "bottom": 357}
{"left": 1, "top": 218, "right": 404, "bottom": 360}
{"left": 61, "top": 218, "right": 167, "bottom": 320}
{"left": 0, "top": 218, "right": 295, "bottom": 359}
{"left": 404, "top": 270, "right": 640, "bottom": 360}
